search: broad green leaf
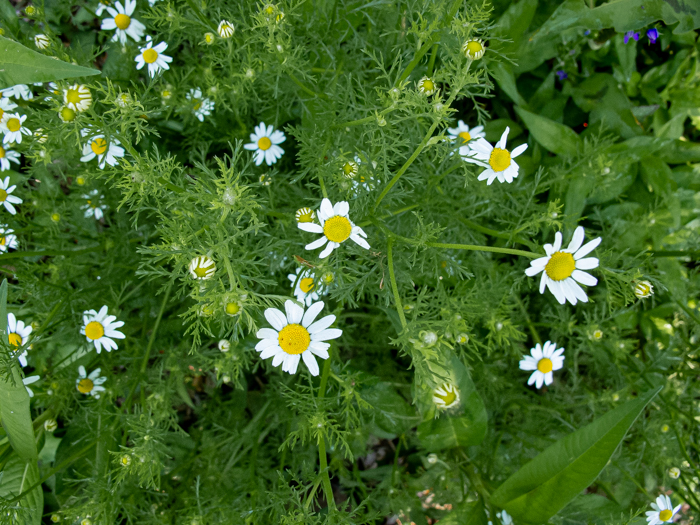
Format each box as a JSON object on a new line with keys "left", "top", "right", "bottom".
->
{"left": 491, "top": 63, "right": 528, "bottom": 107}
{"left": 515, "top": 107, "right": 581, "bottom": 156}
{"left": 492, "top": 0, "right": 537, "bottom": 49}
{"left": 659, "top": 139, "right": 700, "bottom": 163}
{"left": 361, "top": 382, "right": 419, "bottom": 438}
{"left": 0, "top": 279, "right": 37, "bottom": 461}
{"left": 417, "top": 354, "right": 487, "bottom": 451}
{"left": 572, "top": 74, "right": 641, "bottom": 139}
{"left": 0, "top": 455, "right": 43, "bottom": 525}
{"left": 0, "top": 0, "right": 18, "bottom": 35}
{"left": 0, "top": 36, "right": 100, "bottom": 89}
{"left": 491, "top": 387, "right": 661, "bottom": 524}
{"left": 614, "top": 34, "right": 637, "bottom": 82}
{"left": 586, "top": 160, "right": 637, "bottom": 205}
{"left": 439, "top": 498, "right": 488, "bottom": 525}
{"left": 640, "top": 157, "right": 676, "bottom": 196}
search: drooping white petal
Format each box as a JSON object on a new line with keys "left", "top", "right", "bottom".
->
{"left": 264, "top": 308, "right": 287, "bottom": 331}
{"left": 302, "top": 351, "right": 319, "bottom": 376}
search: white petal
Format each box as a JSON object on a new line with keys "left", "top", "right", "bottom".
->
{"left": 298, "top": 222, "right": 323, "bottom": 233}
{"left": 552, "top": 232, "right": 562, "bottom": 252}
{"left": 264, "top": 308, "right": 287, "bottom": 331}
{"left": 308, "top": 314, "right": 335, "bottom": 334}
{"left": 309, "top": 341, "right": 330, "bottom": 358}
{"left": 548, "top": 280, "right": 567, "bottom": 305}
{"left": 320, "top": 199, "right": 334, "bottom": 220}
{"left": 319, "top": 242, "right": 335, "bottom": 259}
{"left": 574, "top": 237, "right": 602, "bottom": 259}
{"left": 310, "top": 328, "right": 342, "bottom": 341}
{"left": 350, "top": 233, "right": 370, "bottom": 250}
{"left": 255, "top": 338, "right": 277, "bottom": 351}
{"left": 285, "top": 300, "right": 304, "bottom": 324}
{"left": 511, "top": 143, "right": 528, "bottom": 158}
{"left": 260, "top": 345, "right": 282, "bottom": 359}
{"left": 498, "top": 127, "right": 510, "bottom": 149}
{"left": 572, "top": 270, "right": 597, "bottom": 286}
{"left": 525, "top": 264, "right": 544, "bottom": 277}
{"left": 575, "top": 257, "right": 599, "bottom": 270}
{"left": 302, "top": 301, "right": 324, "bottom": 327}
{"left": 305, "top": 236, "right": 328, "bottom": 250}
{"left": 302, "top": 351, "right": 319, "bottom": 376}
{"left": 272, "top": 352, "right": 285, "bottom": 367}
{"left": 333, "top": 201, "right": 349, "bottom": 217}
{"left": 544, "top": 371, "right": 554, "bottom": 386}
{"left": 285, "top": 354, "right": 301, "bottom": 374}
{"left": 567, "top": 226, "right": 585, "bottom": 253}
{"left": 256, "top": 328, "right": 279, "bottom": 341}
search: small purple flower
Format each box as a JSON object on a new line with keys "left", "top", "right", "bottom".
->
{"left": 556, "top": 70, "right": 568, "bottom": 81}
{"left": 624, "top": 31, "right": 640, "bottom": 44}
{"left": 647, "top": 28, "right": 659, "bottom": 44}
{"left": 584, "top": 30, "right": 591, "bottom": 36}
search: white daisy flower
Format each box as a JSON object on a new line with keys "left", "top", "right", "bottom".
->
{"left": 81, "top": 305, "right": 126, "bottom": 353}
{"left": 1, "top": 113, "right": 31, "bottom": 145}
{"left": 244, "top": 122, "right": 286, "bottom": 166}
{"left": 80, "top": 134, "right": 125, "bottom": 169}
{"left": 0, "top": 145, "right": 20, "bottom": 171}
{"left": 189, "top": 255, "right": 216, "bottom": 280}
{"left": 525, "top": 226, "right": 601, "bottom": 305}
{"left": 0, "top": 224, "right": 19, "bottom": 252}
{"left": 519, "top": 341, "right": 565, "bottom": 389}
{"left": 33, "top": 129, "right": 48, "bottom": 143}
{"left": 447, "top": 120, "right": 485, "bottom": 157}
{"left": 22, "top": 375, "right": 40, "bottom": 397}
{"left": 76, "top": 366, "right": 107, "bottom": 398}
{"left": 217, "top": 20, "right": 234, "bottom": 38}
{"left": 81, "top": 189, "right": 108, "bottom": 220}
{"left": 417, "top": 76, "right": 436, "bottom": 95}
{"left": 101, "top": 0, "right": 145, "bottom": 43}
{"left": 350, "top": 174, "right": 375, "bottom": 196}
{"left": 463, "top": 127, "right": 527, "bottom": 185}
{"left": 34, "top": 34, "right": 50, "bottom": 49}
{"left": 432, "top": 383, "right": 460, "bottom": 409}
{"left": 0, "top": 176, "right": 22, "bottom": 215}
{"left": 8, "top": 313, "right": 31, "bottom": 367}
{"left": 255, "top": 299, "right": 342, "bottom": 376}
{"left": 135, "top": 38, "right": 173, "bottom": 78}
{"left": 186, "top": 88, "right": 215, "bottom": 122}
{"left": 298, "top": 198, "right": 369, "bottom": 258}
{"left": 646, "top": 494, "right": 681, "bottom": 525}
{"left": 0, "top": 98, "right": 18, "bottom": 123}
{"left": 634, "top": 280, "right": 654, "bottom": 299}
{"left": 63, "top": 84, "right": 92, "bottom": 112}
{"left": 95, "top": 0, "right": 112, "bottom": 16}
{"left": 496, "top": 510, "right": 512, "bottom": 525}
{"left": 0, "top": 85, "right": 33, "bottom": 101}
{"left": 295, "top": 207, "right": 315, "bottom": 223}
{"left": 288, "top": 267, "right": 322, "bottom": 306}
{"left": 462, "top": 38, "right": 485, "bottom": 60}
{"left": 341, "top": 160, "right": 359, "bottom": 179}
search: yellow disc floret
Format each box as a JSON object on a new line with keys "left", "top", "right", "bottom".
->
{"left": 0, "top": 147, "right": 5, "bottom": 159}
{"left": 278, "top": 323, "right": 310, "bottom": 355}
{"left": 91, "top": 138, "right": 107, "bottom": 155}
{"left": 77, "top": 378, "right": 94, "bottom": 393}
{"left": 537, "top": 358, "right": 553, "bottom": 373}
{"left": 458, "top": 131, "right": 471, "bottom": 142}
{"left": 434, "top": 385, "right": 457, "bottom": 406}
{"left": 323, "top": 216, "right": 352, "bottom": 243}
{"left": 143, "top": 48, "right": 158, "bottom": 64}
{"left": 85, "top": 321, "right": 105, "bottom": 341}
{"left": 489, "top": 148, "right": 511, "bottom": 172}
{"left": 659, "top": 510, "right": 673, "bottom": 522}
{"left": 60, "top": 106, "right": 76, "bottom": 122}
{"left": 6, "top": 118, "right": 20, "bottom": 132}
{"left": 257, "top": 137, "right": 272, "bottom": 150}
{"left": 8, "top": 332, "right": 21, "bottom": 347}
{"left": 225, "top": 301, "right": 240, "bottom": 315}
{"left": 545, "top": 252, "right": 576, "bottom": 281}
{"left": 0, "top": 189, "right": 7, "bottom": 202}
{"left": 299, "top": 277, "right": 315, "bottom": 293}
{"left": 65, "top": 88, "right": 81, "bottom": 105}
{"left": 114, "top": 13, "right": 131, "bottom": 29}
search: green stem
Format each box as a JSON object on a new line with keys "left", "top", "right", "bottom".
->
{"left": 426, "top": 242, "right": 539, "bottom": 259}
{"left": 316, "top": 349, "right": 335, "bottom": 510}
{"left": 0, "top": 245, "right": 102, "bottom": 261}
{"left": 357, "top": 204, "right": 420, "bottom": 227}
{"left": 183, "top": 0, "right": 217, "bottom": 30}
{"left": 223, "top": 255, "right": 236, "bottom": 291}
{"left": 330, "top": 107, "right": 396, "bottom": 130}
{"left": 140, "top": 282, "right": 172, "bottom": 374}
{"left": 289, "top": 72, "right": 328, "bottom": 99}
{"left": 387, "top": 239, "right": 408, "bottom": 330}
{"left": 427, "top": 44, "right": 438, "bottom": 76}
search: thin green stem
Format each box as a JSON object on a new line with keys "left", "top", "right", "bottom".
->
{"left": 0, "top": 245, "right": 102, "bottom": 260}
{"left": 427, "top": 44, "right": 438, "bottom": 76}
{"left": 316, "top": 349, "right": 335, "bottom": 510}
{"left": 183, "top": 0, "right": 217, "bottom": 30}
{"left": 140, "top": 282, "right": 173, "bottom": 374}
{"left": 330, "top": 107, "right": 396, "bottom": 130}
{"left": 357, "top": 204, "right": 420, "bottom": 227}
{"left": 387, "top": 239, "right": 408, "bottom": 330}
{"left": 289, "top": 72, "right": 328, "bottom": 99}
{"left": 223, "top": 255, "right": 236, "bottom": 291}
{"left": 426, "top": 242, "right": 539, "bottom": 259}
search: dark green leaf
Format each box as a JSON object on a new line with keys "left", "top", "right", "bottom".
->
{"left": 361, "top": 382, "right": 418, "bottom": 437}
{"left": 658, "top": 140, "right": 700, "bottom": 163}
{"left": 0, "top": 36, "right": 100, "bottom": 89}
{"left": 491, "top": 387, "right": 661, "bottom": 524}
{"left": 0, "top": 455, "right": 43, "bottom": 525}
{"left": 515, "top": 107, "right": 581, "bottom": 156}
{"left": 0, "top": 0, "right": 18, "bottom": 35}
{"left": 640, "top": 157, "right": 676, "bottom": 196}
{"left": 491, "top": 63, "right": 528, "bottom": 107}
{"left": 439, "top": 498, "right": 488, "bottom": 525}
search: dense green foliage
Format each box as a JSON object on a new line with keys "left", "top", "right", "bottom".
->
{"left": 0, "top": 0, "right": 699, "bottom": 523}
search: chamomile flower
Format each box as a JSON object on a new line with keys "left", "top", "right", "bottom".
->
{"left": 186, "top": 88, "right": 214, "bottom": 122}
{"left": 255, "top": 299, "right": 342, "bottom": 376}
{"left": 462, "top": 38, "right": 485, "bottom": 60}
{"left": 298, "top": 198, "right": 369, "bottom": 258}
{"left": 0, "top": 97, "right": 18, "bottom": 123}
{"left": 646, "top": 495, "right": 681, "bottom": 525}
{"left": 463, "top": 127, "right": 527, "bottom": 184}
{"left": 135, "top": 37, "right": 172, "bottom": 78}
{"left": 63, "top": 84, "right": 92, "bottom": 112}
{"left": 525, "top": 226, "right": 601, "bottom": 305}
{"left": 496, "top": 510, "right": 513, "bottom": 525}
{"left": 295, "top": 207, "right": 315, "bottom": 223}
{"left": 80, "top": 134, "right": 125, "bottom": 169}
{"left": 217, "top": 20, "right": 235, "bottom": 38}
{"left": 417, "top": 76, "right": 436, "bottom": 95}
{"left": 95, "top": 0, "right": 112, "bottom": 16}
{"left": 0, "top": 145, "right": 20, "bottom": 171}
{"left": 101, "top": 0, "right": 145, "bottom": 43}
{"left": 82, "top": 189, "right": 108, "bottom": 220}
{"left": 244, "top": 122, "right": 286, "bottom": 166}
{"left": 0, "top": 224, "right": 19, "bottom": 252}
{"left": 189, "top": 255, "right": 216, "bottom": 280}
{"left": 519, "top": 341, "right": 565, "bottom": 389}
{"left": 288, "top": 267, "right": 322, "bottom": 306}
{"left": 34, "top": 34, "right": 50, "bottom": 49}
{"left": 59, "top": 106, "right": 76, "bottom": 122}
{"left": 23, "top": 375, "right": 40, "bottom": 397}
{"left": 76, "top": 366, "right": 107, "bottom": 398}
{"left": 0, "top": 176, "right": 22, "bottom": 214}
{"left": 634, "top": 280, "right": 654, "bottom": 299}
{"left": 341, "top": 160, "right": 359, "bottom": 179}
{"left": 7, "top": 313, "right": 31, "bottom": 367}
{"left": 432, "top": 383, "right": 460, "bottom": 409}
{"left": 81, "top": 305, "right": 126, "bottom": 353}
{"left": 0, "top": 85, "right": 33, "bottom": 101}
{"left": 1, "top": 113, "right": 31, "bottom": 145}
{"left": 447, "top": 120, "right": 485, "bottom": 157}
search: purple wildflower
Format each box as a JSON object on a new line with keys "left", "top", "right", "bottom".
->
{"left": 584, "top": 30, "right": 591, "bottom": 36}
{"left": 556, "top": 70, "right": 568, "bottom": 81}
{"left": 624, "top": 31, "right": 640, "bottom": 44}
{"left": 647, "top": 28, "right": 659, "bottom": 44}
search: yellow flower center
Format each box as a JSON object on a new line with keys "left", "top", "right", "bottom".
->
{"left": 0, "top": 109, "right": 4, "bottom": 120}
{"left": 76, "top": 176, "right": 86, "bottom": 185}
{"left": 205, "top": 33, "right": 214, "bottom": 43}
{"left": 545, "top": 251, "right": 576, "bottom": 281}
{"left": 0, "top": 237, "right": 6, "bottom": 246}
{"left": 0, "top": 189, "right": 7, "bottom": 202}
{"left": 257, "top": 137, "right": 272, "bottom": 150}
{"left": 7, "top": 118, "right": 20, "bottom": 132}
{"left": 114, "top": 13, "right": 131, "bottom": 29}
{"left": 489, "top": 147, "right": 511, "bottom": 172}
{"left": 466, "top": 40, "right": 484, "bottom": 55}
{"left": 342, "top": 162, "right": 357, "bottom": 176}
{"left": 85, "top": 321, "right": 105, "bottom": 340}
{"left": 420, "top": 79, "right": 434, "bottom": 92}
{"left": 143, "top": 48, "right": 159, "bottom": 64}
{"left": 278, "top": 323, "right": 310, "bottom": 355}
{"left": 0, "top": 146, "right": 5, "bottom": 158}
{"left": 60, "top": 107, "right": 76, "bottom": 122}
{"left": 434, "top": 386, "right": 457, "bottom": 406}
{"left": 194, "top": 265, "right": 209, "bottom": 278}
{"left": 659, "top": 510, "right": 673, "bottom": 522}
{"left": 264, "top": 5, "right": 274, "bottom": 15}
{"left": 8, "top": 332, "right": 21, "bottom": 347}
{"left": 537, "top": 358, "right": 553, "bottom": 373}
{"left": 225, "top": 302, "right": 240, "bottom": 315}
{"left": 323, "top": 215, "right": 352, "bottom": 243}
{"left": 91, "top": 138, "right": 107, "bottom": 155}
{"left": 458, "top": 131, "right": 471, "bottom": 142}
{"left": 66, "top": 88, "right": 82, "bottom": 105}
{"left": 299, "top": 277, "right": 315, "bottom": 293}
{"left": 296, "top": 209, "right": 313, "bottom": 223}
{"left": 78, "top": 378, "right": 94, "bottom": 393}
{"left": 193, "top": 100, "right": 202, "bottom": 110}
